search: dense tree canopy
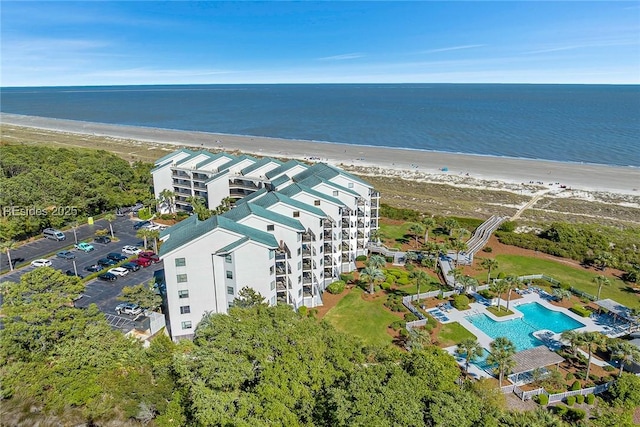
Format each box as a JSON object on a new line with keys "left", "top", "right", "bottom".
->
{"left": 0, "top": 145, "right": 153, "bottom": 240}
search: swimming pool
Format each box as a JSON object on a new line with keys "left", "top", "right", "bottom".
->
{"left": 465, "top": 302, "right": 585, "bottom": 351}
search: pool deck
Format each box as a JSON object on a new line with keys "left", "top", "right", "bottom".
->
{"left": 443, "top": 291, "right": 622, "bottom": 380}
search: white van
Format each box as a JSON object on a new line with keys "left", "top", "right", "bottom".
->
{"left": 43, "top": 228, "right": 66, "bottom": 241}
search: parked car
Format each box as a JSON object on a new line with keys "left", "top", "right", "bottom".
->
{"left": 133, "top": 257, "right": 152, "bottom": 268}
{"left": 121, "top": 262, "right": 141, "bottom": 272}
{"left": 115, "top": 302, "right": 142, "bottom": 316}
{"left": 108, "top": 267, "right": 129, "bottom": 277}
{"left": 133, "top": 220, "right": 151, "bottom": 230}
{"left": 74, "top": 242, "right": 95, "bottom": 252}
{"left": 97, "top": 258, "right": 117, "bottom": 267}
{"left": 65, "top": 270, "right": 85, "bottom": 279}
{"left": 98, "top": 272, "right": 117, "bottom": 281}
{"left": 138, "top": 251, "right": 160, "bottom": 263}
{"left": 31, "top": 259, "right": 52, "bottom": 267}
{"left": 94, "top": 236, "right": 111, "bottom": 244}
{"left": 107, "top": 252, "right": 128, "bottom": 262}
{"left": 56, "top": 250, "right": 76, "bottom": 259}
{"left": 84, "top": 264, "right": 102, "bottom": 272}
{"left": 122, "top": 245, "right": 142, "bottom": 255}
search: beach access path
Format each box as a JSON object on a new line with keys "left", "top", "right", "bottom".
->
{"left": 2, "top": 113, "right": 639, "bottom": 196}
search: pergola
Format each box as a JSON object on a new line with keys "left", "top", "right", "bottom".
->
{"left": 508, "top": 346, "right": 565, "bottom": 385}
{"left": 594, "top": 299, "right": 634, "bottom": 323}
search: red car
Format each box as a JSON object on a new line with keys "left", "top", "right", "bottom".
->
{"left": 138, "top": 251, "right": 160, "bottom": 263}
{"left": 133, "top": 257, "right": 153, "bottom": 268}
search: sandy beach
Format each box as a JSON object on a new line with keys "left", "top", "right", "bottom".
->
{"left": 2, "top": 112, "right": 639, "bottom": 198}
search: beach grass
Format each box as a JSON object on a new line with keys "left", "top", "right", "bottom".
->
{"left": 490, "top": 255, "right": 639, "bottom": 308}
{"left": 437, "top": 322, "right": 477, "bottom": 347}
{"left": 323, "top": 288, "right": 399, "bottom": 346}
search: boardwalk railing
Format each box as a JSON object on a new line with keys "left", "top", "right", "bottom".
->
{"left": 466, "top": 215, "right": 508, "bottom": 260}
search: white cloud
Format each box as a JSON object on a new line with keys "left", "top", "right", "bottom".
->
{"left": 420, "top": 45, "right": 485, "bottom": 54}
{"left": 316, "top": 53, "right": 365, "bottom": 61}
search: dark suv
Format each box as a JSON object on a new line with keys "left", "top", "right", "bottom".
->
{"left": 94, "top": 236, "right": 111, "bottom": 244}
{"left": 133, "top": 220, "right": 151, "bottom": 230}
{"left": 97, "top": 258, "right": 117, "bottom": 267}
{"left": 107, "top": 253, "right": 128, "bottom": 262}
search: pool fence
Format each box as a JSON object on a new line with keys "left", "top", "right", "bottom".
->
{"left": 503, "top": 381, "right": 613, "bottom": 401}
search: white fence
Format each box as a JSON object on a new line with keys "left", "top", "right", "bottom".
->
{"left": 547, "top": 381, "right": 612, "bottom": 403}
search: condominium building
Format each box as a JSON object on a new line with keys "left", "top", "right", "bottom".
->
{"left": 153, "top": 149, "right": 379, "bottom": 340}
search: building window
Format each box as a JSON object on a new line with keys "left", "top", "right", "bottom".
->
{"left": 176, "top": 274, "right": 188, "bottom": 283}
{"left": 297, "top": 233, "right": 301, "bottom": 241}
{"left": 226, "top": 271, "right": 233, "bottom": 279}
{"left": 298, "top": 289, "right": 302, "bottom": 297}
{"left": 271, "top": 296, "right": 276, "bottom": 305}
{"left": 348, "top": 182, "right": 354, "bottom": 188}
{"left": 269, "top": 250, "right": 275, "bottom": 259}
{"left": 180, "top": 305, "right": 191, "bottom": 314}
{"left": 298, "top": 261, "right": 302, "bottom": 269}
{"left": 293, "top": 211, "right": 300, "bottom": 218}
{"left": 314, "top": 199, "right": 321, "bottom": 206}
{"left": 333, "top": 190, "right": 339, "bottom": 196}
{"left": 271, "top": 281, "right": 275, "bottom": 291}
{"left": 297, "top": 248, "right": 301, "bottom": 255}
{"left": 267, "top": 224, "right": 275, "bottom": 231}
{"left": 175, "top": 257, "right": 186, "bottom": 267}
{"left": 181, "top": 321, "right": 192, "bottom": 330}
{"left": 270, "top": 266, "right": 274, "bottom": 275}
{"left": 178, "top": 290, "right": 189, "bottom": 298}
{"left": 225, "top": 254, "right": 232, "bottom": 263}
{"left": 227, "top": 286, "right": 234, "bottom": 295}
{"left": 298, "top": 275, "right": 302, "bottom": 284}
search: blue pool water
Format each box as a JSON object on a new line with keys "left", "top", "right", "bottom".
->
{"left": 466, "top": 302, "right": 585, "bottom": 351}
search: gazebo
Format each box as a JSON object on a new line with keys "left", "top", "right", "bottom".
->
{"left": 508, "top": 346, "right": 565, "bottom": 385}
{"left": 594, "top": 299, "right": 634, "bottom": 323}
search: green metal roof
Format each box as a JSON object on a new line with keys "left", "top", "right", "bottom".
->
{"left": 223, "top": 202, "right": 305, "bottom": 231}
{"left": 270, "top": 174, "right": 290, "bottom": 188}
{"left": 265, "top": 160, "right": 308, "bottom": 179}
{"left": 217, "top": 154, "right": 259, "bottom": 172}
{"left": 235, "top": 187, "right": 268, "bottom": 205}
{"left": 292, "top": 162, "right": 371, "bottom": 188}
{"left": 241, "top": 157, "right": 282, "bottom": 176}
{"left": 215, "top": 236, "right": 250, "bottom": 255}
{"left": 174, "top": 150, "right": 218, "bottom": 168}
{"left": 151, "top": 161, "right": 173, "bottom": 174}
{"left": 159, "top": 214, "right": 278, "bottom": 257}
{"left": 251, "top": 192, "right": 326, "bottom": 217}
{"left": 195, "top": 152, "right": 235, "bottom": 170}
{"left": 154, "top": 148, "right": 195, "bottom": 166}
{"left": 279, "top": 182, "right": 345, "bottom": 206}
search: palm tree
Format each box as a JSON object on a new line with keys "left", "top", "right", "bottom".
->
{"left": 411, "top": 269, "right": 430, "bottom": 297}
{"left": 552, "top": 288, "right": 572, "bottom": 302}
{"left": 421, "top": 217, "right": 436, "bottom": 243}
{"left": 581, "top": 331, "right": 607, "bottom": 379}
{"left": 407, "top": 222, "right": 424, "bottom": 248}
{"left": 369, "top": 229, "right": 384, "bottom": 245}
{"left": 560, "top": 330, "right": 583, "bottom": 357}
{"left": 186, "top": 196, "right": 213, "bottom": 221}
{"left": 367, "top": 254, "right": 386, "bottom": 269}
{"left": 609, "top": 340, "right": 640, "bottom": 377}
{"left": 459, "top": 275, "right": 479, "bottom": 294}
{"left": 148, "top": 229, "right": 160, "bottom": 253}
{"left": 480, "top": 258, "right": 499, "bottom": 284}
{"left": 443, "top": 218, "right": 459, "bottom": 236}
{"left": 456, "top": 338, "right": 485, "bottom": 374}
{"left": 103, "top": 212, "right": 116, "bottom": 238}
{"left": 360, "top": 266, "right": 385, "bottom": 294}
{"left": 490, "top": 279, "right": 509, "bottom": 312}
{"left": 159, "top": 188, "right": 176, "bottom": 214}
{"left": 503, "top": 275, "right": 520, "bottom": 311}
{"left": 450, "top": 239, "right": 468, "bottom": 267}
{"left": 447, "top": 267, "right": 464, "bottom": 288}
{"left": 595, "top": 252, "right": 616, "bottom": 272}
{"left": 0, "top": 240, "right": 16, "bottom": 271}
{"left": 593, "top": 275, "right": 611, "bottom": 300}
{"left": 136, "top": 228, "right": 153, "bottom": 250}
{"left": 405, "top": 251, "right": 418, "bottom": 265}
{"left": 453, "top": 227, "right": 471, "bottom": 241}
{"left": 487, "top": 337, "right": 516, "bottom": 387}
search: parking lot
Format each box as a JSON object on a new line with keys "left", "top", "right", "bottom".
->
{"left": 0, "top": 216, "right": 166, "bottom": 329}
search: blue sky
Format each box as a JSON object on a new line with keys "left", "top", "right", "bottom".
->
{"left": 1, "top": 1, "right": 638, "bottom": 86}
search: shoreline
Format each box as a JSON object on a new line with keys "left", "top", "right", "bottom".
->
{"left": 2, "top": 112, "right": 640, "bottom": 196}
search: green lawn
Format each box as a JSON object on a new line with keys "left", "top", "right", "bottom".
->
{"left": 437, "top": 322, "right": 477, "bottom": 347}
{"left": 323, "top": 288, "right": 401, "bottom": 346}
{"left": 378, "top": 222, "right": 412, "bottom": 247}
{"left": 489, "top": 255, "right": 639, "bottom": 309}
{"left": 486, "top": 306, "right": 514, "bottom": 317}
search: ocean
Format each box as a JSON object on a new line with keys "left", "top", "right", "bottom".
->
{"left": 1, "top": 84, "right": 638, "bottom": 167}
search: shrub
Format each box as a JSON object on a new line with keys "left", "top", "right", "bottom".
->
{"left": 588, "top": 374, "right": 600, "bottom": 382}
{"left": 566, "top": 395, "right": 576, "bottom": 406}
{"left": 576, "top": 394, "right": 584, "bottom": 404}
{"left": 384, "top": 295, "right": 406, "bottom": 312}
{"left": 298, "top": 306, "right": 308, "bottom": 317}
{"left": 390, "top": 320, "right": 406, "bottom": 331}
{"left": 586, "top": 394, "right": 595, "bottom": 404}
{"left": 396, "top": 277, "right": 410, "bottom": 286}
{"left": 552, "top": 405, "right": 568, "bottom": 416}
{"left": 385, "top": 257, "right": 394, "bottom": 263}
{"left": 603, "top": 365, "right": 615, "bottom": 372}
{"left": 570, "top": 304, "right": 591, "bottom": 317}
{"left": 570, "top": 380, "right": 581, "bottom": 391}
{"left": 482, "top": 246, "right": 493, "bottom": 253}
{"left": 380, "top": 282, "right": 392, "bottom": 291}
{"left": 565, "top": 407, "right": 586, "bottom": 422}
{"left": 538, "top": 394, "right": 549, "bottom": 405}
{"left": 326, "top": 280, "right": 346, "bottom": 294}
{"left": 356, "top": 255, "right": 367, "bottom": 262}
{"left": 497, "top": 272, "right": 506, "bottom": 280}
{"left": 404, "top": 313, "right": 418, "bottom": 322}
{"left": 309, "top": 308, "right": 318, "bottom": 318}
{"left": 478, "top": 289, "right": 493, "bottom": 299}
{"left": 340, "top": 273, "right": 355, "bottom": 283}
{"left": 137, "top": 207, "right": 152, "bottom": 220}
{"left": 565, "top": 372, "right": 575, "bottom": 381}
{"left": 499, "top": 221, "right": 516, "bottom": 232}
{"left": 452, "top": 294, "right": 470, "bottom": 310}
{"left": 574, "top": 371, "right": 586, "bottom": 380}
